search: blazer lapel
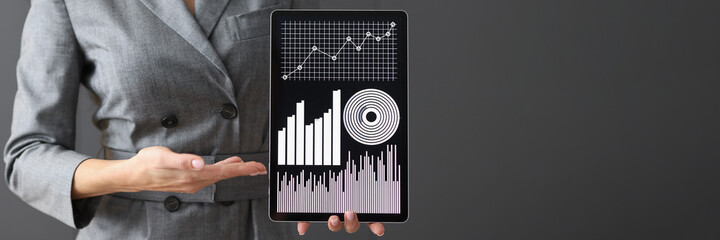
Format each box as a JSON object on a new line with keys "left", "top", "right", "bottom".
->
{"left": 195, "top": 0, "right": 231, "bottom": 37}
{"left": 139, "top": 0, "right": 232, "bottom": 90}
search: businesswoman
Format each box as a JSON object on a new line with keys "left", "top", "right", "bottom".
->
{"left": 3, "top": 0, "right": 384, "bottom": 239}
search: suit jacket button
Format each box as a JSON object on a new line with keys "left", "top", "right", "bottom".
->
{"left": 164, "top": 196, "right": 181, "bottom": 212}
{"left": 220, "top": 104, "right": 237, "bottom": 119}
{"left": 162, "top": 115, "right": 178, "bottom": 128}
{"left": 220, "top": 201, "right": 234, "bottom": 206}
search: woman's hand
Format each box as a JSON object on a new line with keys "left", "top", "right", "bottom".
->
{"left": 71, "top": 146, "right": 267, "bottom": 199}
{"left": 118, "top": 146, "right": 266, "bottom": 193}
{"left": 296, "top": 211, "right": 385, "bottom": 236}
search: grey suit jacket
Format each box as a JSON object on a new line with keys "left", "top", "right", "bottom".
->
{"left": 4, "top": 0, "right": 316, "bottom": 239}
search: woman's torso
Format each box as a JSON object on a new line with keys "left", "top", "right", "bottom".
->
{"left": 69, "top": 0, "right": 291, "bottom": 155}
{"left": 62, "top": 0, "right": 313, "bottom": 239}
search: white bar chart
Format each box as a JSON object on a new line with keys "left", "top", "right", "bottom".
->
{"left": 278, "top": 90, "right": 342, "bottom": 166}
{"left": 277, "top": 145, "right": 401, "bottom": 214}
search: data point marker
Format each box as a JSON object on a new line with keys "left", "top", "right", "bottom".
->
{"left": 312, "top": 46, "right": 317, "bottom": 51}
{"left": 331, "top": 56, "right": 337, "bottom": 61}
{"left": 356, "top": 46, "right": 361, "bottom": 51}
{"left": 375, "top": 37, "right": 381, "bottom": 41}
{"left": 346, "top": 36, "right": 352, "bottom": 41}
{"left": 297, "top": 65, "right": 302, "bottom": 70}
{"left": 282, "top": 75, "right": 288, "bottom": 80}
{"left": 366, "top": 32, "right": 372, "bottom": 36}
{"left": 391, "top": 22, "right": 396, "bottom": 27}
{"left": 385, "top": 32, "right": 391, "bottom": 37}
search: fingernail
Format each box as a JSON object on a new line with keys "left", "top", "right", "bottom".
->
{"left": 377, "top": 231, "right": 384, "bottom": 237}
{"left": 299, "top": 231, "right": 305, "bottom": 236}
{"left": 250, "top": 170, "right": 267, "bottom": 176}
{"left": 331, "top": 217, "right": 339, "bottom": 226}
{"left": 191, "top": 159, "right": 204, "bottom": 169}
{"left": 345, "top": 211, "right": 354, "bottom": 221}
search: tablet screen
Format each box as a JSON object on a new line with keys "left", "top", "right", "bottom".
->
{"left": 269, "top": 10, "right": 408, "bottom": 222}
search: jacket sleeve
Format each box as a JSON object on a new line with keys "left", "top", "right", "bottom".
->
{"left": 3, "top": 0, "right": 98, "bottom": 229}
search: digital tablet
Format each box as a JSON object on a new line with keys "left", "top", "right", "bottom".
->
{"left": 269, "top": 10, "right": 408, "bottom": 222}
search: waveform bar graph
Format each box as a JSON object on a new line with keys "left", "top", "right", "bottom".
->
{"left": 277, "top": 145, "right": 401, "bottom": 214}
{"left": 281, "top": 21, "right": 398, "bottom": 81}
{"left": 278, "top": 90, "right": 341, "bottom": 166}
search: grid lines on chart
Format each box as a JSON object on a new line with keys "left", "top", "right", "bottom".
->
{"left": 281, "top": 21, "right": 398, "bottom": 81}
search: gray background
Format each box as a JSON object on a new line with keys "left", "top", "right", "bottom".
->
{"left": 2, "top": 0, "right": 720, "bottom": 239}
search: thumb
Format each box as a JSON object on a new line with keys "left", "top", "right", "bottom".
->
{"left": 158, "top": 152, "right": 205, "bottom": 170}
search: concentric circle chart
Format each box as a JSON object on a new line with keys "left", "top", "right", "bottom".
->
{"left": 343, "top": 89, "right": 400, "bottom": 145}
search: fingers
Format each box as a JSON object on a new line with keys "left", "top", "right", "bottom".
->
{"left": 316, "top": 213, "right": 386, "bottom": 236}
{"left": 198, "top": 161, "right": 267, "bottom": 181}
{"left": 214, "top": 156, "right": 244, "bottom": 165}
{"left": 367, "top": 222, "right": 385, "bottom": 236}
{"left": 297, "top": 222, "right": 310, "bottom": 235}
{"left": 233, "top": 161, "right": 266, "bottom": 176}
{"left": 327, "top": 215, "right": 343, "bottom": 232}
{"left": 343, "top": 211, "right": 360, "bottom": 234}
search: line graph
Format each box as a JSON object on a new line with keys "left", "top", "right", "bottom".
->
{"left": 281, "top": 21, "right": 398, "bottom": 81}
